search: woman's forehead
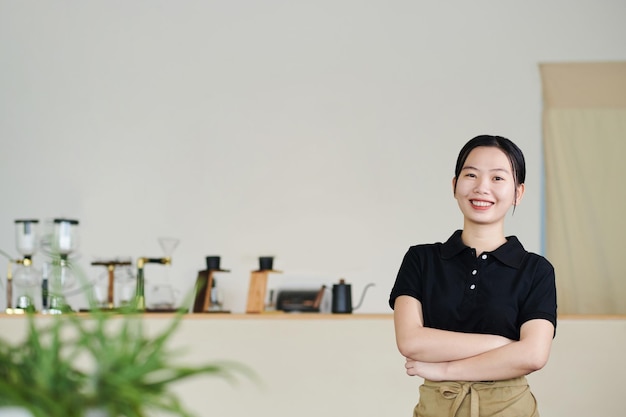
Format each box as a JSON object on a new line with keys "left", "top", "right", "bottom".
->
{"left": 463, "top": 146, "right": 512, "bottom": 171}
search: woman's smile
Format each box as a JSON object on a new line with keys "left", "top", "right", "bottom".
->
{"left": 470, "top": 199, "right": 494, "bottom": 208}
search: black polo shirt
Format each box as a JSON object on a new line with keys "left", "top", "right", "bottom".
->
{"left": 389, "top": 230, "right": 557, "bottom": 341}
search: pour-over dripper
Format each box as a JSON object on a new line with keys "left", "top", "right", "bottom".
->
{"left": 149, "top": 237, "right": 180, "bottom": 310}
{"left": 158, "top": 237, "right": 180, "bottom": 258}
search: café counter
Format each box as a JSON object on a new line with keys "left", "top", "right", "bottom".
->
{"left": 1, "top": 313, "right": 624, "bottom": 417}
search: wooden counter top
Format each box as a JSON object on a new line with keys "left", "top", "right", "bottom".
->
{"left": 1, "top": 312, "right": 625, "bottom": 320}
{"left": 0, "top": 311, "right": 391, "bottom": 319}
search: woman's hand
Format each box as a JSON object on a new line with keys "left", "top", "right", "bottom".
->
{"left": 405, "top": 358, "right": 448, "bottom": 381}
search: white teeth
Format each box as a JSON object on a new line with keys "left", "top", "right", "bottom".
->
{"left": 471, "top": 200, "right": 492, "bottom": 207}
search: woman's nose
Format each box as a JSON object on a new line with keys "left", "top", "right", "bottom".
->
{"left": 474, "top": 179, "right": 490, "bottom": 193}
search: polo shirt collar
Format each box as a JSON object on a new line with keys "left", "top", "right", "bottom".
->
{"left": 441, "top": 230, "right": 527, "bottom": 268}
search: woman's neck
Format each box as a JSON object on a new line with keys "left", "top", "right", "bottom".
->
{"left": 461, "top": 223, "right": 507, "bottom": 256}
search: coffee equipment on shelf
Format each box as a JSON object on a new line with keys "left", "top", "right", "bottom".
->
{"left": 8, "top": 219, "right": 42, "bottom": 313}
{"left": 91, "top": 258, "right": 134, "bottom": 309}
{"left": 246, "top": 256, "right": 281, "bottom": 313}
{"left": 46, "top": 218, "right": 80, "bottom": 314}
{"left": 331, "top": 278, "right": 375, "bottom": 314}
{"left": 4, "top": 217, "right": 82, "bottom": 314}
{"left": 275, "top": 286, "right": 328, "bottom": 313}
{"left": 134, "top": 237, "right": 179, "bottom": 311}
{"left": 193, "top": 256, "right": 230, "bottom": 313}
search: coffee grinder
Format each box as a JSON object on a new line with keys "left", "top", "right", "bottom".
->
{"left": 193, "top": 256, "right": 230, "bottom": 313}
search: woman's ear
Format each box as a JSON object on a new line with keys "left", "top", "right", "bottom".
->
{"left": 514, "top": 183, "right": 526, "bottom": 205}
{"left": 452, "top": 177, "right": 457, "bottom": 196}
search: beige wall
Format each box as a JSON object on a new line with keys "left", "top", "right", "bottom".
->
{"left": 1, "top": 1, "right": 626, "bottom": 314}
{"left": 1, "top": 314, "right": 625, "bottom": 417}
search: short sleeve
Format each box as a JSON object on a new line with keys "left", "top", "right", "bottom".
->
{"left": 518, "top": 255, "right": 557, "bottom": 335}
{"left": 389, "top": 247, "right": 422, "bottom": 309}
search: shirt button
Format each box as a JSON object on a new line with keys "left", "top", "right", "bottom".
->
{"left": 470, "top": 284, "right": 476, "bottom": 290}
{"left": 481, "top": 254, "right": 487, "bottom": 260}
{"left": 472, "top": 269, "right": 477, "bottom": 275}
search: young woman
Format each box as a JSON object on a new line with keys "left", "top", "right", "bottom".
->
{"left": 389, "top": 135, "right": 557, "bottom": 417}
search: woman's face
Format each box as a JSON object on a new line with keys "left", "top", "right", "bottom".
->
{"left": 453, "top": 146, "right": 525, "bottom": 227}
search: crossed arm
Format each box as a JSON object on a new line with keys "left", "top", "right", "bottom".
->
{"left": 393, "top": 295, "right": 554, "bottom": 382}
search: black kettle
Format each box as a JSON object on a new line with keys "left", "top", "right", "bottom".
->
{"left": 331, "top": 279, "right": 375, "bottom": 314}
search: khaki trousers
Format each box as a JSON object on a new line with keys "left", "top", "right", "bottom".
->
{"left": 413, "top": 376, "right": 539, "bottom": 417}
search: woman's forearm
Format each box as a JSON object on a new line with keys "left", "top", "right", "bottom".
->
{"left": 397, "top": 325, "right": 512, "bottom": 362}
{"left": 405, "top": 319, "right": 554, "bottom": 381}
{"left": 444, "top": 320, "right": 553, "bottom": 381}
{"left": 393, "top": 296, "right": 512, "bottom": 362}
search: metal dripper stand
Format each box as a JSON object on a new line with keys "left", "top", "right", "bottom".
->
{"left": 90, "top": 259, "right": 133, "bottom": 310}
{"left": 6, "top": 219, "right": 42, "bottom": 314}
{"left": 134, "top": 237, "right": 179, "bottom": 311}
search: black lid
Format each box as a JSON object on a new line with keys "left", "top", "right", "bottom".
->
{"left": 15, "top": 219, "right": 39, "bottom": 223}
{"left": 53, "top": 218, "right": 79, "bottom": 225}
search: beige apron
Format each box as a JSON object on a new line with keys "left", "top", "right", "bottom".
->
{"left": 413, "top": 376, "right": 539, "bottom": 417}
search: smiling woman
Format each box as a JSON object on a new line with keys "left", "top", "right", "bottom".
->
{"left": 453, "top": 145, "right": 525, "bottom": 234}
{"left": 389, "top": 135, "right": 557, "bottom": 417}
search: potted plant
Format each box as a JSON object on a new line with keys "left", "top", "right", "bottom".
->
{"left": 0, "top": 252, "right": 255, "bottom": 417}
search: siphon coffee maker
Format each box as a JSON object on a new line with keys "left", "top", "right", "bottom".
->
{"left": 9, "top": 219, "right": 42, "bottom": 313}
{"left": 46, "top": 218, "right": 80, "bottom": 314}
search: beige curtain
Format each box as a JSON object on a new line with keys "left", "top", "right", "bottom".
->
{"left": 540, "top": 62, "right": 626, "bottom": 315}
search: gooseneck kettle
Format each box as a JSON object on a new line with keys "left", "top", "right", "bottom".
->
{"left": 331, "top": 278, "right": 375, "bottom": 314}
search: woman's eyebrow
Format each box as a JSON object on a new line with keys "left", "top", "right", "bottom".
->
{"left": 461, "top": 165, "right": 511, "bottom": 174}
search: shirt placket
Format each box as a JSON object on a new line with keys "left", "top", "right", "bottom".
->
{"left": 466, "top": 253, "right": 489, "bottom": 299}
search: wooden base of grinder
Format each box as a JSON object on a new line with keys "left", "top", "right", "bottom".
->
{"left": 246, "top": 270, "right": 281, "bottom": 313}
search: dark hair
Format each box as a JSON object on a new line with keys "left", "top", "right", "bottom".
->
{"left": 454, "top": 135, "right": 526, "bottom": 207}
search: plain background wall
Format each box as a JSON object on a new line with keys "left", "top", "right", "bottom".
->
{"left": 2, "top": 315, "right": 625, "bottom": 417}
{"left": 1, "top": 1, "right": 626, "bottom": 312}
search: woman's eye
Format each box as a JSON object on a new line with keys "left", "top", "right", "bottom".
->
{"left": 465, "top": 173, "right": 476, "bottom": 178}
{"left": 493, "top": 176, "right": 504, "bottom": 181}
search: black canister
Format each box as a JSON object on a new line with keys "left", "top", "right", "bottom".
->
{"left": 331, "top": 279, "right": 352, "bottom": 314}
{"left": 206, "top": 256, "right": 221, "bottom": 271}
{"left": 259, "top": 256, "right": 274, "bottom": 271}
